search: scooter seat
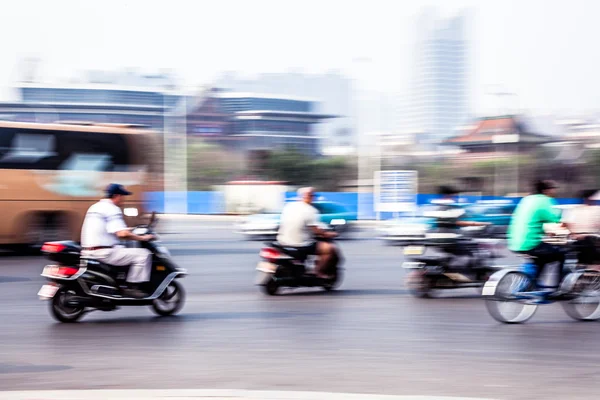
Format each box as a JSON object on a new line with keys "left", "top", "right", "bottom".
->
{"left": 268, "top": 242, "right": 309, "bottom": 262}
{"left": 82, "top": 258, "right": 132, "bottom": 278}
{"left": 413, "top": 255, "right": 451, "bottom": 264}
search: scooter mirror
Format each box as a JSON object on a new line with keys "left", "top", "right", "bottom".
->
{"left": 149, "top": 211, "right": 158, "bottom": 228}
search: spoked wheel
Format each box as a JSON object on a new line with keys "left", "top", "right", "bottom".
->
{"left": 151, "top": 281, "right": 185, "bottom": 316}
{"left": 405, "top": 271, "right": 435, "bottom": 298}
{"left": 50, "top": 287, "right": 85, "bottom": 323}
{"left": 562, "top": 270, "right": 600, "bottom": 321}
{"left": 486, "top": 272, "right": 538, "bottom": 324}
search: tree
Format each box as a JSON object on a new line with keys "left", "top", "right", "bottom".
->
{"left": 186, "top": 139, "right": 245, "bottom": 190}
{"left": 262, "top": 148, "right": 357, "bottom": 191}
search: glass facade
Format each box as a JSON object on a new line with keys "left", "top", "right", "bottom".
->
{"left": 215, "top": 94, "right": 321, "bottom": 155}
{"left": 21, "top": 87, "right": 180, "bottom": 107}
{"left": 220, "top": 97, "right": 311, "bottom": 113}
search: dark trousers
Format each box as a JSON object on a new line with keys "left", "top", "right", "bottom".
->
{"left": 573, "top": 237, "right": 600, "bottom": 265}
{"left": 524, "top": 242, "right": 565, "bottom": 289}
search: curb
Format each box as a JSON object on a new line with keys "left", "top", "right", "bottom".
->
{"left": 0, "top": 390, "right": 496, "bottom": 400}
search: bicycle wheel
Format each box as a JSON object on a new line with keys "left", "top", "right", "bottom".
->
{"left": 486, "top": 271, "right": 538, "bottom": 324}
{"left": 562, "top": 270, "right": 600, "bottom": 321}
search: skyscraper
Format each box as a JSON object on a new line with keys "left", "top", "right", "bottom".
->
{"left": 408, "top": 10, "right": 469, "bottom": 144}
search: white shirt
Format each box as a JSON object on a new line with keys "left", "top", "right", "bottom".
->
{"left": 81, "top": 199, "right": 128, "bottom": 247}
{"left": 276, "top": 201, "right": 319, "bottom": 247}
{"left": 562, "top": 205, "right": 600, "bottom": 234}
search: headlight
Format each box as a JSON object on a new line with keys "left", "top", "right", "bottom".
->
{"left": 124, "top": 207, "right": 139, "bottom": 217}
{"left": 157, "top": 245, "right": 170, "bottom": 256}
{"left": 330, "top": 219, "right": 346, "bottom": 226}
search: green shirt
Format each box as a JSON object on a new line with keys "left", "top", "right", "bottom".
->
{"left": 508, "top": 194, "right": 561, "bottom": 252}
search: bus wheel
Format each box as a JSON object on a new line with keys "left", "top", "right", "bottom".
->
{"left": 23, "top": 213, "right": 70, "bottom": 250}
{"left": 23, "top": 214, "right": 46, "bottom": 250}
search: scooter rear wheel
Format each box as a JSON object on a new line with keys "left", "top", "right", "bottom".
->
{"left": 50, "top": 287, "right": 85, "bottom": 323}
{"left": 406, "top": 271, "right": 434, "bottom": 298}
{"left": 263, "top": 278, "right": 279, "bottom": 296}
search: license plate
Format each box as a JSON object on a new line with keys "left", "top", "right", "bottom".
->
{"left": 38, "top": 284, "right": 59, "bottom": 299}
{"left": 256, "top": 261, "right": 277, "bottom": 273}
{"left": 404, "top": 246, "right": 424, "bottom": 256}
{"left": 255, "top": 271, "right": 272, "bottom": 285}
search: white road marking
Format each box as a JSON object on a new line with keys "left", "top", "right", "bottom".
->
{"left": 0, "top": 389, "right": 497, "bottom": 400}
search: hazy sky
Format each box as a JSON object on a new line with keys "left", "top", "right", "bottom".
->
{"left": 1, "top": 0, "right": 598, "bottom": 116}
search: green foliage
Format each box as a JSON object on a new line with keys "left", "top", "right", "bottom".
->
{"left": 262, "top": 148, "right": 357, "bottom": 191}
{"left": 187, "top": 139, "right": 245, "bottom": 191}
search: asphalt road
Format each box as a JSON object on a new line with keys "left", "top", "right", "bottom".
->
{"left": 1, "top": 220, "right": 599, "bottom": 400}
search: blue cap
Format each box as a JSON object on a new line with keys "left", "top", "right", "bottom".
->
{"left": 105, "top": 183, "right": 132, "bottom": 197}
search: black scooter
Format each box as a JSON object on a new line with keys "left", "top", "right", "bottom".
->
{"left": 37, "top": 213, "right": 187, "bottom": 322}
{"left": 255, "top": 236, "right": 343, "bottom": 295}
{"left": 402, "top": 229, "right": 503, "bottom": 298}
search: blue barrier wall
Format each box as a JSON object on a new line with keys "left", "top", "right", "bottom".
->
{"left": 146, "top": 191, "right": 224, "bottom": 214}
{"left": 147, "top": 191, "right": 581, "bottom": 218}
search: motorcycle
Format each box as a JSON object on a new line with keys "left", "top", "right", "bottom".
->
{"left": 483, "top": 235, "right": 600, "bottom": 324}
{"left": 402, "top": 228, "right": 504, "bottom": 298}
{"left": 255, "top": 229, "right": 343, "bottom": 295}
{"left": 37, "top": 212, "right": 187, "bottom": 323}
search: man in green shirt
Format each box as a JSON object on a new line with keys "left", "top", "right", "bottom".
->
{"left": 508, "top": 180, "right": 563, "bottom": 289}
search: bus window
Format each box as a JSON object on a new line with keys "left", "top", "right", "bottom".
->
{"left": 59, "top": 154, "right": 112, "bottom": 171}
{"left": 56, "top": 130, "right": 129, "bottom": 171}
{"left": 0, "top": 127, "right": 131, "bottom": 171}
{"left": 0, "top": 130, "right": 59, "bottom": 169}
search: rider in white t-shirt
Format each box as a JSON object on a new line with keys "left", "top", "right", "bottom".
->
{"left": 277, "top": 187, "right": 337, "bottom": 278}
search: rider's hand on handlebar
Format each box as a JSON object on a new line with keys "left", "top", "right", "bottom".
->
{"left": 326, "top": 231, "right": 339, "bottom": 239}
{"left": 140, "top": 234, "right": 155, "bottom": 242}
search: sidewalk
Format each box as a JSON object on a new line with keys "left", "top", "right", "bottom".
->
{"left": 0, "top": 389, "right": 495, "bottom": 400}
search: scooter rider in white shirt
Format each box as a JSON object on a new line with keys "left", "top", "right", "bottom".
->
{"left": 81, "top": 184, "right": 154, "bottom": 298}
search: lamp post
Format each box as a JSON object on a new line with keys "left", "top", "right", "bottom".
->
{"left": 487, "top": 87, "right": 520, "bottom": 196}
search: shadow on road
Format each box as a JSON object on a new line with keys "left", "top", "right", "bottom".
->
{"left": 277, "top": 288, "right": 410, "bottom": 297}
{"left": 170, "top": 248, "right": 259, "bottom": 257}
{"left": 45, "top": 311, "right": 322, "bottom": 326}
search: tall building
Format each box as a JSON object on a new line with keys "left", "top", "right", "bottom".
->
{"left": 215, "top": 71, "right": 355, "bottom": 151}
{"left": 408, "top": 10, "right": 469, "bottom": 144}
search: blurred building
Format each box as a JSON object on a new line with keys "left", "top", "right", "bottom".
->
{"left": 216, "top": 71, "right": 354, "bottom": 151}
{"left": 0, "top": 69, "right": 183, "bottom": 131}
{"left": 185, "top": 88, "right": 337, "bottom": 155}
{"left": 444, "top": 115, "right": 554, "bottom": 157}
{"left": 407, "top": 9, "right": 469, "bottom": 144}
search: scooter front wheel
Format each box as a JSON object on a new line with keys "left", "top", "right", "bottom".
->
{"left": 323, "top": 268, "right": 343, "bottom": 292}
{"left": 151, "top": 281, "right": 185, "bottom": 316}
{"left": 485, "top": 271, "right": 537, "bottom": 324}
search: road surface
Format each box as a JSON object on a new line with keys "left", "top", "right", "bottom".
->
{"left": 0, "top": 220, "right": 598, "bottom": 400}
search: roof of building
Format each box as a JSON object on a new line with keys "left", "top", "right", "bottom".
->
{"left": 18, "top": 81, "right": 181, "bottom": 95}
{"left": 0, "top": 120, "right": 153, "bottom": 134}
{"left": 444, "top": 115, "right": 554, "bottom": 146}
